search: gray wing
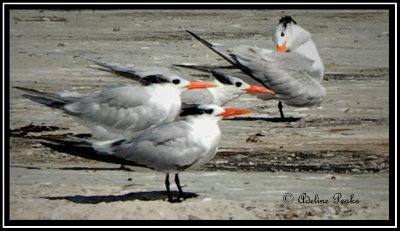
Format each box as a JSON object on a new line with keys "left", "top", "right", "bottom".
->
{"left": 64, "top": 85, "right": 170, "bottom": 137}
{"left": 103, "top": 121, "right": 208, "bottom": 171}
{"left": 88, "top": 59, "right": 188, "bottom": 84}
{"left": 231, "top": 46, "right": 326, "bottom": 107}
{"left": 65, "top": 84, "right": 151, "bottom": 115}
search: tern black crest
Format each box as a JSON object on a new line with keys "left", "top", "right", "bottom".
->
{"left": 141, "top": 74, "right": 170, "bottom": 84}
{"left": 279, "top": 16, "right": 297, "bottom": 27}
{"left": 180, "top": 106, "right": 213, "bottom": 117}
{"left": 211, "top": 71, "right": 233, "bottom": 85}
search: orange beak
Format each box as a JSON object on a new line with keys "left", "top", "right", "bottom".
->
{"left": 186, "top": 81, "right": 216, "bottom": 90}
{"left": 218, "top": 108, "right": 253, "bottom": 118}
{"left": 245, "top": 85, "right": 274, "bottom": 94}
{"left": 276, "top": 41, "right": 287, "bottom": 53}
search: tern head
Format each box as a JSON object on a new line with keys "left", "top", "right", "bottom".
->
{"left": 272, "top": 16, "right": 311, "bottom": 53}
{"left": 180, "top": 104, "right": 253, "bottom": 118}
{"left": 141, "top": 74, "right": 215, "bottom": 90}
{"left": 211, "top": 71, "right": 273, "bottom": 94}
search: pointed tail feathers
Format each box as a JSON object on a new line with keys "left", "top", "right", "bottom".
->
{"left": 87, "top": 58, "right": 145, "bottom": 83}
{"left": 186, "top": 30, "right": 237, "bottom": 66}
{"left": 14, "top": 86, "right": 67, "bottom": 109}
{"left": 186, "top": 30, "right": 264, "bottom": 86}
{"left": 39, "top": 137, "right": 143, "bottom": 167}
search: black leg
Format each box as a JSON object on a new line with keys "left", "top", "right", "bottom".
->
{"left": 278, "top": 101, "right": 285, "bottom": 119}
{"left": 175, "top": 173, "right": 185, "bottom": 200}
{"left": 165, "top": 173, "right": 172, "bottom": 202}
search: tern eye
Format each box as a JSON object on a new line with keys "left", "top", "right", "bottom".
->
{"left": 203, "top": 109, "right": 214, "bottom": 114}
{"left": 281, "top": 32, "right": 285, "bottom": 37}
{"left": 172, "top": 79, "right": 181, "bottom": 85}
{"left": 235, "top": 82, "right": 242, "bottom": 87}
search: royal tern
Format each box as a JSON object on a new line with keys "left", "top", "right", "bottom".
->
{"left": 89, "top": 59, "right": 273, "bottom": 106}
{"left": 186, "top": 15, "right": 326, "bottom": 120}
{"left": 39, "top": 104, "right": 253, "bottom": 202}
{"left": 15, "top": 74, "right": 215, "bottom": 139}
{"left": 181, "top": 70, "right": 273, "bottom": 106}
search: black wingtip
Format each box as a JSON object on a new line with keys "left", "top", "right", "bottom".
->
{"left": 86, "top": 59, "right": 147, "bottom": 84}
{"left": 210, "top": 70, "right": 232, "bottom": 85}
{"left": 186, "top": 30, "right": 213, "bottom": 47}
{"left": 186, "top": 30, "right": 201, "bottom": 40}
{"left": 187, "top": 30, "right": 239, "bottom": 68}
{"left": 13, "top": 86, "right": 40, "bottom": 94}
{"left": 14, "top": 86, "right": 67, "bottom": 109}
{"left": 85, "top": 58, "right": 107, "bottom": 68}
{"left": 23, "top": 94, "right": 66, "bottom": 108}
{"left": 39, "top": 138, "right": 145, "bottom": 167}
{"left": 86, "top": 58, "right": 112, "bottom": 69}
{"left": 186, "top": 30, "right": 197, "bottom": 37}
{"left": 85, "top": 57, "right": 98, "bottom": 63}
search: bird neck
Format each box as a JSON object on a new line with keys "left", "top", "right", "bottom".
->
{"left": 185, "top": 113, "right": 220, "bottom": 121}
{"left": 186, "top": 115, "right": 221, "bottom": 146}
{"left": 148, "top": 84, "right": 182, "bottom": 107}
{"left": 209, "top": 85, "right": 241, "bottom": 106}
{"left": 184, "top": 114, "right": 221, "bottom": 128}
{"left": 151, "top": 83, "right": 183, "bottom": 93}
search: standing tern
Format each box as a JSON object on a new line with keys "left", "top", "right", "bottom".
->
{"left": 15, "top": 74, "right": 215, "bottom": 139}
{"left": 89, "top": 59, "right": 273, "bottom": 106}
{"left": 39, "top": 104, "right": 253, "bottom": 202}
{"left": 186, "top": 15, "right": 326, "bottom": 120}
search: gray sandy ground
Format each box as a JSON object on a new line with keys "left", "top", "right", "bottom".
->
{"left": 8, "top": 9, "right": 390, "bottom": 220}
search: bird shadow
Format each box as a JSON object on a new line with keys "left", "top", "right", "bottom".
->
{"left": 10, "top": 165, "right": 135, "bottom": 172}
{"left": 56, "top": 166, "right": 135, "bottom": 172}
{"left": 42, "top": 191, "right": 198, "bottom": 204}
{"left": 224, "top": 116, "right": 302, "bottom": 122}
